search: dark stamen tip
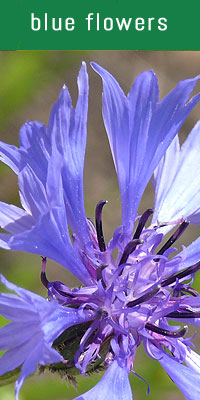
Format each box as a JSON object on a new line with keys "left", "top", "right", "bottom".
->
{"left": 127, "top": 284, "right": 161, "bottom": 308}
{"left": 41, "top": 256, "right": 47, "bottom": 271}
{"left": 119, "top": 239, "right": 143, "bottom": 266}
{"left": 41, "top": 272, "right": 49, "bottom": 289}
{"left": 95, "top": 200, "right": 108, "bottom": 252}
{"left": 133, "top": 209, "right": 154, "bottom": 240}
{"left": 157, "top": 220, "right": 189, "bottom": 256}
{"left": 161, "top": 260, "right": 200, "bottom": 288}
{"left": 145, "top": 322, "right": 188, "bottom": 338}
{"left": 166, "top": 310, "right": 200, "bottom": 319}
{"left": 95, "top": 200, "right": 108, "bottom": 220}
{"left": 41, "top": 256, "right": 49, "bottom": 289}
{"left": 181, "top": 287, "right": 200, "bottom": 297}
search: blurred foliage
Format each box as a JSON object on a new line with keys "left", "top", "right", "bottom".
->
{"left": 0, "top": 51, "right": 86, "bottom": 131}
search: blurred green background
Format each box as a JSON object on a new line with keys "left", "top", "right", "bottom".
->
{"left": 1, "top": 50, "right": 200, "bottom": 400}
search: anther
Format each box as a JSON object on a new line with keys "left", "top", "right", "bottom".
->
{"left": 181, "top": 287, "right": 200, "bottom": 297}
{"left": 145, "top": 322, "right": 188, "bottom": 338}
{"left": 127, "top": 284, "right": 161, "bottom": 308}
{"left": 95, "top": 200, "right": 108, "bottom": 252}
{"left": 166, "top": 310, "right": 200, "bottom": 319}
{"left": 133, "top": 209, "right": 154, "bottom": 240}
{"left": 40, "top": 256, "right": 49, "bottom": 289}
{"left": 119, "top": 239, "right": 143, "bottom": 266}
{"left": 157, "top": 220, "right": 189, "bottom": 255}
{"left": 161, "top": 261, "right": 200, "bottom": 287}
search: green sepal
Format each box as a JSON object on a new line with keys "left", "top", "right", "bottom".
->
{"left": 0, "top": 366, "right": 21, "bottom": 387}
{"left": 41, "top": 322, "right": 111, "bottom": 384}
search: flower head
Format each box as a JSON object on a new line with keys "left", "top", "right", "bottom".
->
{"left": 1, "top": 62, "right": 200, "bottom": 399}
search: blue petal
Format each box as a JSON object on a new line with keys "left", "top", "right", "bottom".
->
{"left": 179, "top": 236, "right": 200, "bottom": 268}
{"left": 0, "top": 293, "right": 39, "bottom": 321}
{"left": 127, "top": 71, "right": 159, "bottom": 189}
{"left": 0, "top": 64, "right": 92, "bottom": 271}
{"left": 0, "top": 275, "right": 95, "bottom": 340}
{"left": 17, "top": 121, "right": 51, "bottom": 216}
{"left": 91, "top": 62, "right": 200, "bottom": 233}
{"left": 153, "top": 121, "right": 200, "bottom": 226}
{"left": 46, "top": 149, "right": 64, "bottom": 209}
{"left": 0, "top": 275, "right": 95, "bottom": 400}
{"left": 0, "top": 274, "right": 51, "bottom": 305}
{"left": 159, "top": 351, "right": 200, "bottom": 400}
{"left": 0, "top": 141, "right": 20, "bottom": 173}
{"left": 48, "top": 62, "right": 91, "bottom": 246}
{"left": 0, "top": 201, "right": 33, "bottom": 234}
{"left": 15, "top": 342, "right": 61, "bottom": 400}
{"left": 90, "top": 62, "right": 130, "bottom": 229}
{"left": 0, "top": 338, "right": 40, "bottom": 377}
{"left": 8, "top": 207, "right": 92, "bottom": 285}
{"left": 18, "top": 164, "right": 49, "bottom": 217}
{"left": 19, "top": 121, "right": 50, "bottom": 183}
{"left": 153, "top": 135, "right": 180, "bottom": 221}
{"left": 0, "top": 233, "right": 10, "bottom": 249}
{"left": 74, "top": 359, "right": 132, "bottom": 400}
{"left": 0, "top": 322, "right": 41, "bottom": 350}
{"left": 19, "top": 121, "right": 50, "bottom": 154}
{"left": 185, "top": 349, "right": 200, "bottom": 373}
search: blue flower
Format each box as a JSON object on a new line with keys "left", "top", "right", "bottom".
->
{"left": 0, "top": 274, "right": 94, "bottom": 400}
{"left": 0, "top": 62, "right": 92, "bottom": 285}
{"left": 1, "top": 62, "right": 200, "bottom": 399}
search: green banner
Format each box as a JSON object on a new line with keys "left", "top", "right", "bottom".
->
{"left": 1, "top": 0, "right": 200, "bottom": 50}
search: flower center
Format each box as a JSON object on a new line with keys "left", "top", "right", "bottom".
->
{"left": 41, "top": 206, "right": 200, "bottom": 376}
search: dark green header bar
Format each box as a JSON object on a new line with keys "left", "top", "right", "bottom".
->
{"left": 1, "top": 0, "right": 200, "bottom": 50}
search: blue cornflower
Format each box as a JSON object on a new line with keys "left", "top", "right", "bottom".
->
{"left": 1, "top": 62, "right": 200, "bottom": 399}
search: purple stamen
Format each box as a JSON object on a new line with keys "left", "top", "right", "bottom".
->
{"left": 41, "top": 257, "right": 49, "bottom": 289}
{"left": 157, "top": 220, "right": 189, "bottom": 255}
{"left": 145, "top": 322, "right": 188, "bottom": 338}
{"left": 133, "top": 209, "right": 154, "bottom": 240}
{"left": 95, "top": 200, "right": 108, "bottom": 252}
{"left": 161, "top": 261, "right": 200, "bottom": 287}
{"left": 181, "top": 287, "right": 200, "bottom": 297}
{"left": 41, "top": 258, "right": 75, "bottom": 300}
{"left": 119, "top": 239, "right": 143, "bottom": 266}
{"left": 53, "top": 282, "right": 75, "bottom": 298}
{"left": 127, "top": 284, "right": 161, "bottom": 308}
{"left": 166, "top": 310, "right": 200, "bottom": 319}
